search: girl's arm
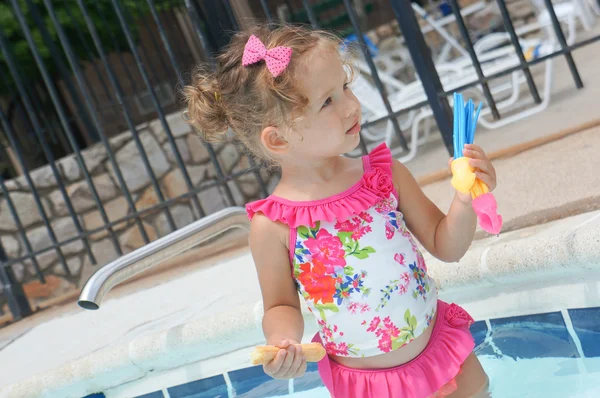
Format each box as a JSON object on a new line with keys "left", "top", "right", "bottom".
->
{"left": 391, "top": 145, "right": 496, "bottom": 262}
{"left": 249, "top": 213, "right": 304, "bottom": 345}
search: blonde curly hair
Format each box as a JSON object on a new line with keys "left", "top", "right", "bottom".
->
{"left": 182, "top": 23, "right": 354, "bottom": 161}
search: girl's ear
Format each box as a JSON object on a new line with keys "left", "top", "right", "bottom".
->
{"left": 260, "top": 126, "right": 290, "bottom": 156}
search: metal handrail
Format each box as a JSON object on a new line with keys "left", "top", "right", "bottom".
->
{"left": 78, "top": 207, "right": 250, "bottom": 310}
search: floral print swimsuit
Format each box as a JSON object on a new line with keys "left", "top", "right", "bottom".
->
{"left": 246, "top": 143, "right": 438, "bottom": 358}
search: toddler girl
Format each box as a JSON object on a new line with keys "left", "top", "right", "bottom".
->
{"left": 184, "top": 23, "right": 495, "bottom": 398}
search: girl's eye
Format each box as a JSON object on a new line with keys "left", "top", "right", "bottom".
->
{"left": 321, "top": 83, "right": 349, "bottom": 109}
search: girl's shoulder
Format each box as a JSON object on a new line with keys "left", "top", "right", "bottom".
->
{"left": 245, "top": 143, "right": 397, "bottom": 228}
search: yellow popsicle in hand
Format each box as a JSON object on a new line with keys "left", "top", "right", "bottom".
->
{"left": 450, "top": 157, "right": 476, "bottom": 194}
{"left": 451, "top": 92, "right": 502, "bottom": 235}
{"left": 251, "top": 342, "right": 326, "bottom": 365}
{"left": 470, "top": 178, "right": 489, "bottom": 199}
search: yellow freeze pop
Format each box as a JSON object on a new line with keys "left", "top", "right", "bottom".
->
{"left": 250, "top": 343, "right": 326, "bottom": 365}
{"left": 450, "top": 157, "right": 476, "bottom": 194}
{"left": 470, "top": 178, "right": 489, "bottom": 199}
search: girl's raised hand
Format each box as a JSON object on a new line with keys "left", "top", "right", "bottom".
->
{"left": 463, "top": 144, "right": 497, "bottom": 192}
{"left": 448, "top": 144, "right": 497, "bottom": 200}
{"left": 263, "top": 339, "right": 307, "bottom": 379}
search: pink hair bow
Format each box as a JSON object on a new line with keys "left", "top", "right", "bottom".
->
{"left": 242, "top": 34, "right": 292, "bottom": 77}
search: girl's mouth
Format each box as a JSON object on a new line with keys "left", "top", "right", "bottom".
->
{"left": 346, "top": 119, "right": 360, "bottom": 135}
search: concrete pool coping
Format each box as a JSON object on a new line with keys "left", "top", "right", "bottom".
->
{"left": 1, "top": 209, "right": 599, "bottom": 398}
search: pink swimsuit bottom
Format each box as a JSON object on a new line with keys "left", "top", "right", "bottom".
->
{"left": 313, "top": 300, "right": 475, "bottom": 398}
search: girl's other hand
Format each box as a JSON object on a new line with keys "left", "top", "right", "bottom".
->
{"left": 463, "top": 144, "right": 497, "bottom": 191}
{"left": 448, "top": 144, "right": 497, "bottom": 199}
{"left": 263, "top": 339, "right": 307, "bottom": 379}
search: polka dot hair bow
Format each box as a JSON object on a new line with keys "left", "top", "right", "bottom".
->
{"left": 242, "top": 34, "right": 293, "bottom": 77}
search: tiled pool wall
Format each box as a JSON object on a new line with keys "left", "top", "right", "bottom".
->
{"left": 86, "top": 306, "right": 600, "bottom": 398}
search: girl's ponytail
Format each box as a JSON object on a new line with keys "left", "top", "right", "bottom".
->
{"left": 183, "top": 67, "right": 229, "bottom": 142}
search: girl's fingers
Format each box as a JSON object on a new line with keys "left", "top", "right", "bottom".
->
{"left": 475, "top": 171, "right": 496, "bottom": 191}
{"left": 264, "top": 349, "right": 286, "bottom": 375}
{"left": 276, "top": 339, "right": 291, "bottom": 349}
{"left": 295, "top": 356, "right": 308, "bottom": 377}
{"left": 464, "top": 144, "right": 485, "bottom": 155}
{"left": 463, "top": 149, "right": 484, "bottom": 161}
{"left": 463, "top": 145, "right": 489, "bottom": 161}
{"left": 468, "top": 158, "right": 494, "bottom": 176}
{"left": 454, "top": 145, "right": 497, "bottom": 191}
{"left": 282, "top": 348, "right": 304, "bottom": 378}
{"left": 275, "top": 345, "right": 296, "bottom": 377}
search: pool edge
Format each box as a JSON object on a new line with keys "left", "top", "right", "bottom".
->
{"left": 1, "top": 210, "right": 599, "bottom": 398}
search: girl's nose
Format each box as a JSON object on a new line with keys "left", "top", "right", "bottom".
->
{"left": 345, "top": 102, "right": 359, "bottom": 119}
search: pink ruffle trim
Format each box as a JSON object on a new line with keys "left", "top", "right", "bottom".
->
{"left": 246, "top": 143, "right": 397, "bottom": 228}
{"left": 319, "top": 301, "right": 475, "bottom": 398}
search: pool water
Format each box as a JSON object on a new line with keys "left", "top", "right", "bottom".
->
{"left": 133, "top": 306, "right": 600, "bottom": 398}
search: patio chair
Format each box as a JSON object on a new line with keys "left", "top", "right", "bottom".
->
{"left": 350, "top": 63, "right": 469, "bottom": 158}
{"left": 531, "top": 0, "right": 598, "bottom": 31}
{"left": 397, "top": 38, "right": 555, "bottom": 159}
{"left": 352, "top": 0, "right": 581, "bottom": 161}
{"left": 352, "top": 29, "right": 558, "bottom": 163}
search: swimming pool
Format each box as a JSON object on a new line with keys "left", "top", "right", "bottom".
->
{"left": 5, "top": 210, "right": 597, "bottom": 398}
{"left": 92, "top": 210, "right": 600, "bottom": 398}
{"left": 119, "top": 305, "right": 600, "bottom": 398}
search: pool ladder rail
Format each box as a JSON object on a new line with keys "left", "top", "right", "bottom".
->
{"left": 78, "top": 207, "right": 250, "bottom": 310}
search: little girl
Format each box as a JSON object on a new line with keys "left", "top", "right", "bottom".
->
{"left": 184, "top": 23, "right": 495, "bottom": 398}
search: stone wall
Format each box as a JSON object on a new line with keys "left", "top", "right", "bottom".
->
{"left": 0, "top": 111, "right": 273, "bottom": 314}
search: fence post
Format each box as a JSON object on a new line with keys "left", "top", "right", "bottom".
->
{"left": 0, "top": 245, "right": 33, "bottom": 321}
{"left": 258, "top": 0, "right": 274, "bottom": 21}
{"left": 540, "top": 0, "right": 583, "bottom": 89}
{"left": 495, "top": 0, "right": 541, "bottom": 104}
{"left": 447, "top": 0, "right": 500, "bottom": 120}
{"left": 389, "top": 0, "right": 454, "bottom": 156}
{"left": 196, "top": 0, "right": 236, "bottom": 53}
{"left": 185, "top": 0, "right": 216, "bottom": 67}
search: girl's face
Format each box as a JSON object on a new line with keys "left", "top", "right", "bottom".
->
{"left": 289, "top": 45, "right": 362, "bottom": 160}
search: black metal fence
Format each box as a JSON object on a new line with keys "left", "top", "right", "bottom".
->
{"left": 0, "top": 0, "right": 267, "bottom": 322}
{"left": 1, "top": 0, "right": 599, "bottom": 323}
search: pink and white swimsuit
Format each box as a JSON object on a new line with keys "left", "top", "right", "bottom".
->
{"left": 246, "top": 143, "right": 438, "bottom": 359}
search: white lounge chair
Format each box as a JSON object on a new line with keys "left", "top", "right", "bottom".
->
{"left": 351, "top": 31, "right": 558, "bottom": 163}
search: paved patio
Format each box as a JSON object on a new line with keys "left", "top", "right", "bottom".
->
{"left": 422, "top": 126, "right": 600, "bottom": 238}
{"left": 403, "top": 22, "right": 600, "bottom": 178}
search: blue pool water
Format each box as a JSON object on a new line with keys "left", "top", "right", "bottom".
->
{"left": 128, "top": 307, "right": 600, "bottom": 398}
